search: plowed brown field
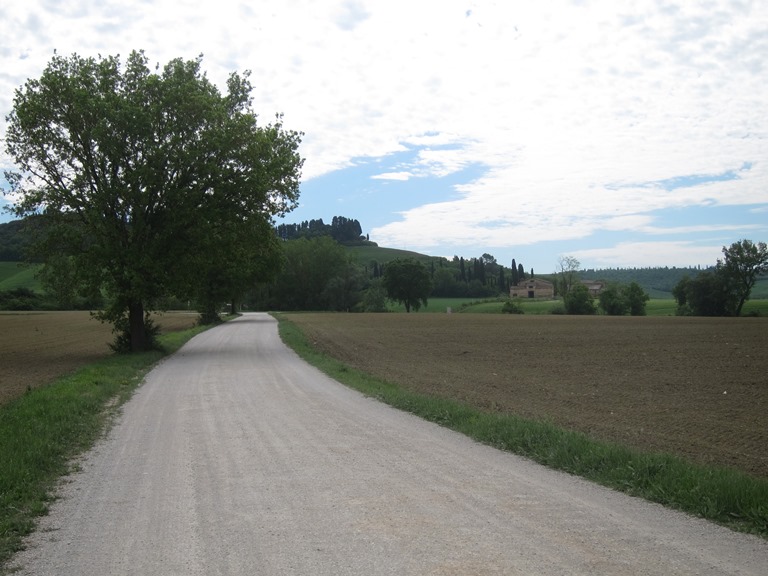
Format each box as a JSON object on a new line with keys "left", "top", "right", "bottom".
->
{"left": 287, "top": 313, "right": 768, "bottom": 479}
{"left": 0, "top": 311, "right": 198, "bottom": 405}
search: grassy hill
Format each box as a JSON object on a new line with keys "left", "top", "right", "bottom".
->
{"left": 345, "top": 244, "right": 440, "bottom": 266}
{"left": 0, "top": 262, "right": 42, "bottom": 292}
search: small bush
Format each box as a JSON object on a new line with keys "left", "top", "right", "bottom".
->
{"left": 501, "top": 299, "right": 525, "bottom": 314}
{"left": 109, "top": 316, "right": 162, "bottom": 353}
{"left": 550, "top": 303, "right": 567, "bottom": 315}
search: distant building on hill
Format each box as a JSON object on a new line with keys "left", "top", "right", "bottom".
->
{"left": 510, "top": 278, "right": 555, "bottom": 299}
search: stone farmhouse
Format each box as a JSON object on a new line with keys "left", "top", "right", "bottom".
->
{"left": 509, "top": 278, "right": 605, "bottom": 299}
{"left": 510, "top": 278, "right": 555, "bottom": 299}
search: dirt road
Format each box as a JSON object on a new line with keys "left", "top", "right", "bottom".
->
{"left": 11, "top": 313, "right": 768, "bottom": 575}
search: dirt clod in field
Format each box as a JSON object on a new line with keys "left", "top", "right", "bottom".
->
{"left": 287, "top": 313, "right": 768, "bottom": 479}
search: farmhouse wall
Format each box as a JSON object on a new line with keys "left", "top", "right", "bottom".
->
{"left": 581, "top": 280, "right": 605, "bottom": 296}
{"left": 510, "top": 279, "right": 555, "bottom": 299}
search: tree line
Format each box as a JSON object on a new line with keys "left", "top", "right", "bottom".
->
{"left": 245, "top": 236, "right": 535, "bottom": 311}
{"left": 275, "top": 216, "right": 367, "bottom": 244}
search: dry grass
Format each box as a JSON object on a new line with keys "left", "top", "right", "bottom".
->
{"left": 287, "top": 313, "right": 768, "bottom": 479}
{"left": 0, "top": 311, "right": 198, "bottom": 405}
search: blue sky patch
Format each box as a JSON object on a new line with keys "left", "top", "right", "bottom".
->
{"left": 607, "top": 162, "right": 753, "bottom": 192}
{"left": 285, "top": 146, "right": 489, "bottom": 231}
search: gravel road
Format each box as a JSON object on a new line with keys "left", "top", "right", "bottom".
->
{"left": 11, "top": 313, "right": 768, "bottom": 575}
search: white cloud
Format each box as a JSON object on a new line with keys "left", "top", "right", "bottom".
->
{"left": 1, "top": 0, "right": 767, "bottom": 268}
{"left": 571, "top": 241, "right": 724, "bottom": 269}
{"left": 371, "top": 171, "right": 413, "bottom": 181}
{"left": 334, "top": 0, "right": 371, "bottom": 31}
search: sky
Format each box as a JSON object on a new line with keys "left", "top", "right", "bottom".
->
{"left": 1, "top": 0, "right": 767, "bottom": 273}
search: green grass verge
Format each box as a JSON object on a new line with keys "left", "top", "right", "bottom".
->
{"left": 275, "top": 313, "right": 768, "bottom": 538}
{"left": 0, "top": 324, "right": 209, "bottom": 569}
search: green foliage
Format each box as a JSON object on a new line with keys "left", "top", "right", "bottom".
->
{"left": 382, "top": 258, "right": 432, "bottom": 312}
{"left": 192, "top": 216, "right": 283, "bottom": 322}
{"left": 276, "top": 216, "right": 364, "bottom": 244}
{"left": 360, "top": 279, "right": 388, "bottom": 312}
{"left": 673, "top": 239, "right": 767, "bottom": 317}
{"left": 598, "top": 284, "right": 627, "bottom": 315}
{"left": 501, "top": 299, "right": 525, "bottom": 314}
{"left": 598, "top": 281, "right": 649, "bottom": 316}
{"left": 108, "top": 313, "right": 162, "bottom": 353}
{"left": 718, "top": 239, "right": 768, "bottom": 316}
{"left": 0, "top": 220, "right": 30, "bottom": 261}
{"left": 0, "top": 288, "right": 46, "bottom": 311}
{"left": 266, "top": 236, "right": 357, "bottom": 310}
{"left": 564, "top": 283, "right": 595, "bottom": 315}
{"left": 674, "top": 269, "right": 736, "bottom": 316}
{"left": 625, "top": 281, "right": 650, "bottom": 315}
{"left": 4, "top": 51, "right": 302, "bottom": 350}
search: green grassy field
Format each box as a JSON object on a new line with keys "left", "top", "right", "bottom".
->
{"left": 0, "top": 262, "right": 42, "bottom": 292}
{"left": 396, "top": 296, "right": 768, "bottom": 316}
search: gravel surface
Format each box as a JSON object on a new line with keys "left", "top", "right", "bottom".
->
{"left": 11, "top": 313, "right": 768, "bottom": 575}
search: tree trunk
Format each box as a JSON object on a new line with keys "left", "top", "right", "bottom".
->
{"left": 129, "top": 299, "right": 146, "bottom": 352}
{"left": 736, "top": 297, "right": 746, "bottom": 317}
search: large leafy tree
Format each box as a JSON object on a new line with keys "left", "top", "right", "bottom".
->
{"left": 382, "top": 258, "right": 432, "bottom": 312}
{"left": 4, "top": 51, "right": 302, "bottom": 350}
{"left": 564, "top": 282, "right": 595, "bottom": 315}
{"left": 673, "top": 270, "right": 734, "bottom": 316}
{"left": 718, "top": 239, "right": 768, "bottom": 316}
{"left": 624, "top": 281, "right": 650, "bottom": 316}
{"left": 598, "top": 281, "right": 649, "bottom": 316}
{"left": 674, "top": 239, "right": 767, "bottom": 317}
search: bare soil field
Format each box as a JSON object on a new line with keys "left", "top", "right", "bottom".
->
{"left": 0, "top": 311, "right": 198, "bottom": 405}
{"left": 287, "top": 313, "right": 768, "bottom": 479}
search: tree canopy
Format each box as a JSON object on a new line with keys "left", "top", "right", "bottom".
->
{"left": 718, "top": 239, "right": 768, "bottom": 316}
{"left": 674, "top": 239, "right": 767, "bottom": 316}
{"left": 266, "top": 236, "right": 359, "bottom": 311}
{"left": 382, "top": 258, "right": 432, "bottom": 312}
{"left": 598, "top": 281, "right": 649, "bottom": 316}
{"left": 3, "top": 51, "right": 303, "bottom": 350}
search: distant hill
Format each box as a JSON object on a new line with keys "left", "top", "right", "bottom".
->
{"left": 0, "top": 262, "right": 42, "bottom": 292}
{"left": 346, "top": 245, "right": 440, "bottom": 266}
{"left": 2, "top": 217, "right": 765, "bottom": 300}
{"left": 579, "top": 266, "right": 706, "bottom": 299}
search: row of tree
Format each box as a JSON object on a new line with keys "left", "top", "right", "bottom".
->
{"left": 275, "top": 216, "right": 366, "bottom": 244}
